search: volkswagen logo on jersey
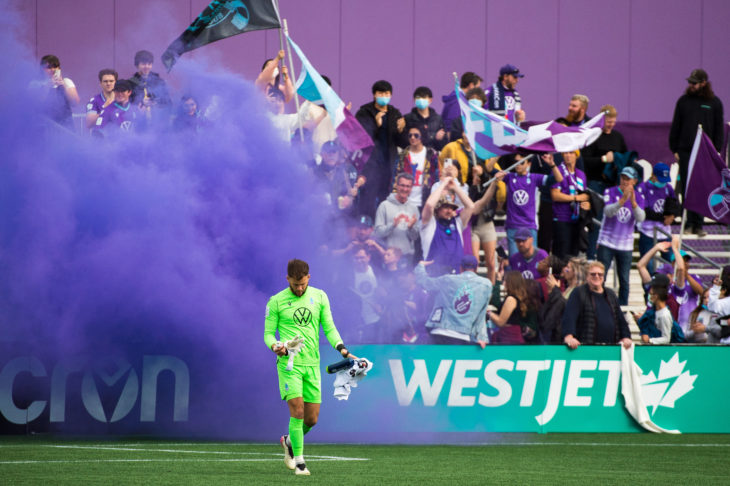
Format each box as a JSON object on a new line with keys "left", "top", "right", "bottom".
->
{"left": 293, "top": 307, "right": 313, "bottom": 327}
{"left": 653, "top": 198, "right": 665, "bottom": 213}
{"left": 513, "top": 189, "right": 529, "bottom": 206}
{"left": 616, "top": 206, "right": 632, "bottom": 223}
{"left": 522, "top": 270, "right": 534, "bottom": 280}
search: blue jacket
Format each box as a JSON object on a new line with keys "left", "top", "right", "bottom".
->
{"left": 415, "top": 264, "right": 492, "bottom": 342}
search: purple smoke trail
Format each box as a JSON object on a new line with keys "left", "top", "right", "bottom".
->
{"left": 0, "top": 8, "right": 345, "bottom": 438}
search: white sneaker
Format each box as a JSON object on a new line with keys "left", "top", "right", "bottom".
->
{"left": 295, "top": 462, "right": 310, "bottom": 476}
{"left": 280, "top": 435, "right": 295, "bottom": 470}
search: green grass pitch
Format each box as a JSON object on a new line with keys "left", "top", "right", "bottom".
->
{"left": 1, "top": 434, "right": 728, "bottom": 485}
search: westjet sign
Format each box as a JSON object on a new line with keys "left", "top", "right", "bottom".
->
{"left": 390, "top": 358, "right": 623, "bottom": 426}
{"left": 319, "top": 345, "right": 727, "bottom": 435}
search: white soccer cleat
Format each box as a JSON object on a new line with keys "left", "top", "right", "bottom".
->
{"left": 294, "top": 462, "right": 310, "bottom": 476}
{"left": 280, "top": 435, "right": 295, "bottom": 470}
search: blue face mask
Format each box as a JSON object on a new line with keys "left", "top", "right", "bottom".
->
{"left": 650, "top": 179, "right": 667, "bottom": 188}
{"left": 376, "top": 96, "right": 390, "bottom": 107}
{"left": 414, "top": 98, "right": 429, "bottom": 110}
{"left": 468, "top": 98, "right": 482, "bottom": 108}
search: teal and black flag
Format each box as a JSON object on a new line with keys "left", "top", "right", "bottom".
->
{"left": 162, "top": 0, "right": 281, "bottom": 71}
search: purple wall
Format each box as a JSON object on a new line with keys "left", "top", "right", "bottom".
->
{"left": 11, "top": 0, "right": 730, "bottom": 122}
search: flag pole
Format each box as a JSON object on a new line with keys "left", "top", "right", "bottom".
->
{"left": 274, "top": 0, "right": 284, "bottom": 69}
{"left": 283, "top": 19, "right": 304, "bottom": 142}
{"left": 481, "top": 154, "right": 535, "bottom": 188}
{"left": 675, "top": 124, "right": 703, "bottom": 282}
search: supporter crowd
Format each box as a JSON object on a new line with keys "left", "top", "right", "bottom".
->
{"left": 33, "top": 50, "right": 729, "bottom": 347}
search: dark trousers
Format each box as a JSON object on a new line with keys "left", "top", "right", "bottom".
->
{"left": 586, "top": 180, "right": 607, "bottom": 260}
{"left": 537, "top": 199, "right": 553, "bottom": 253}
{"left": 677, "top": 150, "right": 704, "bottom": 230}
{"left": 597, "top": 245, "right": 633, "bottom": 305}
{"left": 552, "top": 220, "right": 580, "bottom": 260}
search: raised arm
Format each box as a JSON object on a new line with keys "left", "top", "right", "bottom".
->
{"left": 421, "top": 176, "right": 453, "bottom": 226}
{"left": 637, "top": 241, "right": 671, "bottom": 284}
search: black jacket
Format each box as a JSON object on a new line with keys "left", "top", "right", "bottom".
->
{"left": 562, "top": 284, "right": 631, "bottom": 344}
{"left": 669, "top": 93, "right": 724, "bottom": 152}
{"left": 355, "top": 102, "right": 406, "bottom": 171}
{"left": 403, "top": 107, "right": 446, "bottom": 150}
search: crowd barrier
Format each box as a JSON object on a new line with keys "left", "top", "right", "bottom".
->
{"left": 1, "top": 342, "right": 725, "bottom": 442}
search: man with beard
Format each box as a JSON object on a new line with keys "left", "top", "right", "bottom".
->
{"left": 669, "top": 68, "right": 725, "bottom": 237}
{"left": 265, "top": 259, "right": 355, "bottom": 476}
{"left": 485, "top": 64, "right": 526, "bottom": 124}
{"left": 565, "top": 94, "right": 590, "bottom": 126}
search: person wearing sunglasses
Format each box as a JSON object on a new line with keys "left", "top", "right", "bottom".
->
{"left": 561, "top": 261, "right": 632, "bottom": 349}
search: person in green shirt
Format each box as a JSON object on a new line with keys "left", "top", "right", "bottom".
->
{"left": 264, "top": 258, "right": 355, "bottom": 476}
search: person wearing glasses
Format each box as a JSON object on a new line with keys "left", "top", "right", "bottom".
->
{"left": 394, "top": 126, "right": 439, "bottom": 208}
{"left": 374, "top": 172, "right": 420, "bottom": 260}
{"left": 561, "top": 261, "right": 632, "bottom": 349}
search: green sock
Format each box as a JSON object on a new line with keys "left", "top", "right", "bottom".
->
{"left": 303, "top": 423, "right": 312, "bottom": 435}
{"left": 289, "top": 417, "right": 304, "bottom": 457}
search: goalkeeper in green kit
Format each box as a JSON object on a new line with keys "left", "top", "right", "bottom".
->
{"left": 264, "top": 259, "right": 356, "bottom": 476}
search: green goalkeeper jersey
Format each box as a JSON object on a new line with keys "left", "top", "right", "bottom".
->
{"left": 264, "top": 285, "right": 343, "bottom": 367}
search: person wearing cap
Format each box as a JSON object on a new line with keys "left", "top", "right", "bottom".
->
{"left": 331, "top": 215, "right": 386, "bottom": 271}
{"left": 420, "top": 176, "right": 475, "bottom": 276}
{"left": 373, "top": 172, "right": 420, "bottom": 260}
{"left": 403, "top": 86, "right": 447, "bottom": 151}
{"left": 562, "top": 261, "right": 632, "bottom": 350}
{"left": 508, "top": 228, "right": 549, "bottom": 280}
{"left": 315, "top": 141, "right": 361, "bottom": 218}
{"left": 635, "top": 162, "right": 680, "bottom": 274}
{"left": 414, "top": 255, "right": 492, "bottom": 348}
{"left": 595, "top": 165, "right": 645, "bottom": 305}
{"left": 484, "top": 64, "right": 525, "bottom": 124}
{"left": 669, "top": 68, "right": 724, "bottom": 237}
{"left": 668, "top": 249, "right": 705, "bottom": 335}
{"left": 636, "top": 237, "right": 685, "bottom": 321}
{"left": 92, "top": 79, "right": 140, "bottom": 135}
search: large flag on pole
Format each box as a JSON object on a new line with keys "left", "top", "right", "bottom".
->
{"left": 162, "top": 0, "right": 281, "bottom": 71}
{"left": 286, "top": 34, "right": 373, "bottom": 171}
{"left": 456, "top": 79, "right": 604, "bottom": 159}
{"left": 685, "top": 126, "right": 730, "bottom": 224}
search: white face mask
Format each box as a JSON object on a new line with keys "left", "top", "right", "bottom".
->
{"left": 272, "top": 67, "right": 279, "bottom": 78}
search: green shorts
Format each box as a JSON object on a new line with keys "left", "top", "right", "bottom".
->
{"left": 277, "top": 361, "right": 321, "bottom": 403}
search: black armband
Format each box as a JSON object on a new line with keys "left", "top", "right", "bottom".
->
{"left": 336, "top": 343, "right": 347, "bottom": 353}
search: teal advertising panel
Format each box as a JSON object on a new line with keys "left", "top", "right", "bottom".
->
{"left": 318, "top": 345, "right": 727, "bottom": 438}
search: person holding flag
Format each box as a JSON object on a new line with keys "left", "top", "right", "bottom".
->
{"left": 669, "top": 68, "right": 724, "bottom": 237}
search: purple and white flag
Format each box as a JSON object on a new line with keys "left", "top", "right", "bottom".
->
{"left": 457, "top": 79, "right": 604, "bottom": 158}
{"left": 685, "top": 126, "right": 730, "bottom": 224}
{"left": 286, "top": 34, "right": 373, "bottom": 171}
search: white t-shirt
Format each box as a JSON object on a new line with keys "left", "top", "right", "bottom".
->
{"left": 407, "top": 147, "right": 427, "bottom": 206}
{"left": 650, "top": 306, "right": 673, "bottom": 344}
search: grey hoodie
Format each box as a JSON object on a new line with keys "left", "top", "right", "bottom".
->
{"left": 374, "top": 193, "right": 420, "bottom": 256}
